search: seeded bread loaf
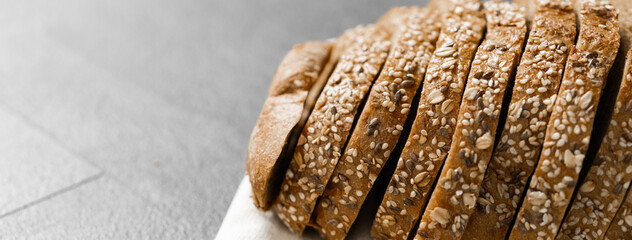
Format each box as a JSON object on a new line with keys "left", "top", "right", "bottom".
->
{"left": 606, "top": 161, "right": 632, "bottom": 239}
{"left": 606, "top": 193, "right": 632, "bottom": 240}
{"left": 610, "top": 0, "right": 631, "bottom": 53}
{"left": 426, "top": 0, "right": 465, "bottom": 15}
{"left": 508, "top": 1, "right": 620, "bottom": 239}
{"left": 272, "top": 25, "right": 391, "bottom": 234}
{"left": 309, "top": 8, "right": 442, "bottom": 240}
{"left": 514, "top": 0, "right": 538, "bottom": 22}
{"left": 462, "top": 1, "right": 577, "bottom": 239}
{"left": 376, "top": 7, "right": 412, "bottom": 35}
{"left": 557, "top": 51, "right": 632, "bottom": 239}
{"left": 301, "top": 28, "right": 366, "bottom": 124}
{"left": 247, "top": 25, "right": 369, "bottom": 212}
{"left": 591, "top": 1, "right": 632, "bottom": 239}
{"left": 557, "top": 50, "right": 632, "bottom": 240}
{"left": 247, "top": 41, "right": 333, "bottom": 210}
{"left": 413, "top": 2, "right": 527, "bottom": 239}
{"left": 371, "top": 1, "right": 486, "bottom": 239}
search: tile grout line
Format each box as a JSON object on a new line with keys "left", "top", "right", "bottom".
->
{"left": 0, "top": 171, "right": 104, "bottom": 220}
{"left": 0, "top": 104, "right": 194, "bottom": 230}
{"left": 0, "top": 105, "right": 104, "bottom": 172}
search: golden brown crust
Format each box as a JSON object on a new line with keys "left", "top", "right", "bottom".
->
{"left": 266, "top": 43, "right": 332, "bottom": 97}
{"left": 413, "top": 2, "right": 527, "bottom": 239}
{"left": 247, "top": 42, "right": 333, "bottom": 210}
{"left": 272, "top": 25, "right": 391, "bottom": 234}
{"left": 463, "top": 1, "right": 576, "bottom": 239}
{"left": 370, "top": 2, "right": 486, "bottom": 239}
{"left": 509, "top": 1, "right": 620, "bottom": 239}
{"left": 426, "top": 0, "right": 481, "bottom": 15}
{"left": 308, "top": 8, "right": 442, "bottom": 240}
{"left": 514, "top": 0, "right": 539, "bottom": 22}
{"left": 610, "top": 0, "right": 631, "bottom": 53}
{"left": 605, "top": 133, "right": 632, "bottom": 239}
{"left": 606, "top": 194, "right": 632, "bottom": 240}
{"left": 559, "top": 49, "right": 632, "bottom": 240}
{"left": 376, "top": 7, "right": 413, "bottom": 36}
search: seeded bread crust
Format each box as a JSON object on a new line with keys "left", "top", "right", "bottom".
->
{"left": 566, "top": 51, "right": 632, "bottom": 240}
{"left": 309, "top": 8, "right": 442, "bottom": 240}
{"left": 247, "top": 41, "right": 333, "bottom": 210}
{"left": 557, "top": 50, "right": 632, "bottom": 240}
{"left": 606, "top": 193, "right": 632, "bottom": 240}
{"left": 272, "top": 25, "right": 391, "bottom": 234}
{"left": 598, "top": 1, "right": 632, "bottom": 239}
{"left": 376, "top": 7, "right": 413, "bottom": 36}
{"left": 426, "top": 0, "right": 464, "bottom": 15}
{"left": 514, "top": 0, "right": 538, "bottom": 22}
{"left": 413, "top": 2, "right": 527, "bottom": 239}
{"left": 606, "top": 146, "right": 632, "bottom": 239}
{"left": 371, "top": 2, "right": 486, "bottom": 239}
{"left": 610, "top": 0, "right": 631, "bottom": 52}
{"left": 508, "top": 1, "right": 620, "bottom": 239}
{"left": 463, "top": 1, "right": 577, "bottom": 239}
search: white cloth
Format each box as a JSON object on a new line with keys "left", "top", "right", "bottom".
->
{"left": 215, "top": 176, "right": 373, "bottom": 240}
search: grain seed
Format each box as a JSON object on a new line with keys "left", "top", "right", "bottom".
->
{"left": 430, "top": 207, "right": 450, "bottom": 225}
{"left": 476, "top": 133, "right": 493, "bottom": 150}
{"left": 580, "top": 181, "right": 595, "bottom": 192}
{"left": 428, "top": 90, "right": 445, "bottom": 104}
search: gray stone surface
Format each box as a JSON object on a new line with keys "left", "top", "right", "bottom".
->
{"left": 0, "top": 0, "right": 429, "bottom": 238}
{"left": 0, "top": 177, "right": 190, "bottom": 239}
{"left": 0, "top": 108, "right": 100, "bottom": 217}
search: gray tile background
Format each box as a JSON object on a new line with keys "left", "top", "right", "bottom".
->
{"left": 0, "top": 0, "right": 429, "bottom": 239}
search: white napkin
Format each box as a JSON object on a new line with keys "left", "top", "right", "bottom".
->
{"left": 215, "top": 176, "right": 373, "bottom": 240}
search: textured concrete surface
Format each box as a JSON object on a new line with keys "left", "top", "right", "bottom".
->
{"left": 0, "top": 0, "right": 428, "bottom": 238}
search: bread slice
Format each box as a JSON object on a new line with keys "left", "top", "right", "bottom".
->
{"left": 247, "top": 23, "right": 374, "bottom": 211}
{"left": 514, "top": 0, "right": 538, "bottom": 22}
{"left": 604, "top": 112, "right": 632, "bottom": 238}
{"left": 376, "top": 7, "right": 412, "bottom": 35}
{"left": 508, "top": 0, "right": 620, "bottom": 239}
{"left": 371, "top": 2, "right": 486, "bottom": 239}
{"left": 462, "top": 1, "right": 577, "bottom": 239}
{"left": 309, "top": 8, "right": 442, "bottom": 239}
{"left": 584, "top": 1, "right": 632, "bottom": 239}
{"left": 247, "top": 41, "right": 333, "bottom": 210}
{"left": 610, "top": 0, "right": 631, "bottom": 53}
{"left": 426, "top": 0, "right": 477, "bottom": 15}
{"left": 413, "top": 2, "right": 528, "bottom": 239}
{"left": 558, "top": 49, "right": 632, "bottom": 240}
{"left": 272, "top": 25, "right": 391, "bottom": 234}
{"left": 606, "top": 188, "right": 632, "bottom": 239}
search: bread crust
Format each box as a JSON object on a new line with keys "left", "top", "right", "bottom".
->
{"left": 376, "top": 7, "right": 412, "bottom": 36}
{"left": 509, "top": 1, "right": 620, "bottom": 239}
{"left": 605, "top": 114, "right": 632, "bottom": 239}
{"left": 560, "top": 51, "right": 632, "bottom": 240}
{"left": 610, "top": 0, "right": 631, "bottom": 53}
{"left": 413, "top": 2, "right": 527, "bottom": 239}
{"left": 247, "top": 41, "right": 333, "bottom": 210}
{"left": 272, "top": 25, "right": 391, "bottom": 234}
{"left": 370, "top": 2, "right": 486, "bottom": 239}
{"left": 463, "top": 1, "right": 577, "bottom": 239}
{"left": 606, "top": 189, "right": 632, "bottom": 240}
{"left": 308, "top": 8, "right": 442, "bottom": 240}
